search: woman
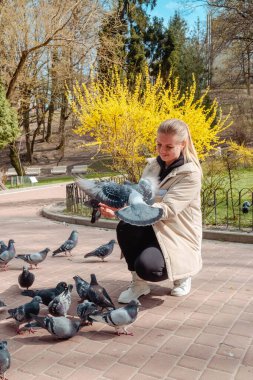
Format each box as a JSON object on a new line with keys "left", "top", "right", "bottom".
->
{"left": 100, "top": 118, "right": 202, "bottom": 303}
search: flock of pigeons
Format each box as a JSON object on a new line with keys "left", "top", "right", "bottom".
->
{"left": 0, "top": 230, "right": 139, "bottom": 380}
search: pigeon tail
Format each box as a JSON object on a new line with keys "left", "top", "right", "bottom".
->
{"left": 115, "top": 204, "right": 163, "bottom": 226}
{"left": 21, "top": 289, "right": 36, "bottom": 298}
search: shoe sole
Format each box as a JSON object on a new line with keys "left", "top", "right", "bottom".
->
{"left": 118, "top": 288, "right": 151, "bottom": 303}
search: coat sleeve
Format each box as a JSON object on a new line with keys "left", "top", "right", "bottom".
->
{"left": 152, "top": 171, "right": 201, "bottom": 219}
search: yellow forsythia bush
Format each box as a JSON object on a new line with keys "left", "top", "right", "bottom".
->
{"left": 68, "top": 67, "right": 231, "bottom": 181}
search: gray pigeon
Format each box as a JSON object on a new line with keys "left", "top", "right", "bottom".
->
{"left": 242, "top": 201, "right": 251, "bottom": 213}
{"left": 16, "top": 248, "right": 50, "bottom": 269}
{"left": 88, "top": 274, "right": 115, "bottom": 310}
{"left": 73, "top": 275, "right": 90, "bottom": 302}
{"left": 48, "top": 284, "right": 73, "bottom": 317}
{"left": 18, "top": 266, "right": 35, "bottom": 290}
{"left": 7, "top": 296, "right": 42, "bottom": 334}
{"left": 21, "top": 281, "right": 68, "bottom": 306}
{"left": 77, "top": 300, "right": 99, "bottom": 326}
{"left": 52, "top": 230, "right": 78, "bottom": 256}
{"left": 84, "top": 239, "right": 116, "bottom": 261}
{"left": 27, "top": 315, "right": 81, "bottom": 339}
{"left": 90, "top": 299, "right": 139, "bottom": 335}
{"left": 0, "top": 300, "right": 6, "bottom": 308}
{"left": 0, "top": 239, "right": 15, "bottom": 271}
{"left": 76, "top": 176, "right": 163, "bottom": 226}
{"left": 0, "top": 341, "right": 11, "bottom": 380}
{"left": 0, "top": 241, "right": 8, "bottom": 254}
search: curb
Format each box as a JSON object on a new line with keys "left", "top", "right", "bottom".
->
{"left": 42, "top": 202, "right": 253, "bottom": 244}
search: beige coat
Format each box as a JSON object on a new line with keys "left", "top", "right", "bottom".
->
{"left": 142, "top": 158, "right": 202, "bottom": 281}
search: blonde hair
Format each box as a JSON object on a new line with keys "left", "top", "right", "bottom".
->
{"left": 158, "top": 118, "right": 202, "bottom": 172}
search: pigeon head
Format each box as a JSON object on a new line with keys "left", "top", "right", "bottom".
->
{"left": 68, "top": 284, "right": 74, "bottom": 292}
{"left": 0, "top": 341, "right": 7, "bottom": 350}
{"left": 22, "top": 265, "right": 29, "bottom": 272}
{"left": 109, "top": 239, "right": 116, "bottom": 244}
{"left": 73, "top": 275, "right": 82, "bottom": 283}
{"left": 32, "top": 296, "right": 43, "bottom": 304}
{"left": 56, "top": 282, "right": 68, "bottom": 291}
{"left": 8, "top": 239, "right": 15, "bottom": 245}
{"left": 44, "top": 248, "right": 50, "bottom": 253}
{"left": 90, "top": 274, "right": 98, "bottom": 285}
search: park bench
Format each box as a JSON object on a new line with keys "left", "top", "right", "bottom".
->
{"left": 71, "top": 165, "right": 88, "bottom": 175}
{"left": 51, "top": 166, "right": 67, "bottom": 175}
{"left": 25, "top": 167, "right": 41, "bottom": 176}
{"left": 6, "top": 168, "right": 18, "bottom": 177}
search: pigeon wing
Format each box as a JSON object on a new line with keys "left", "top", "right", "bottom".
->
{"left": 115, "top": 204, "right": 163, "bottom": 226}
{"left": 76, "top": 178, "right": 130, "bottom": 208}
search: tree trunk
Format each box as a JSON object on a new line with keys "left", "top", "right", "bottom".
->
{"left": 45, "top": 49, "right": 58, "bottom": 142}
{"left": 9, "top": 142, "right": 25, "bottom": 176}
{"left": 56, "top": 93, "right": 68, "bottom": 150}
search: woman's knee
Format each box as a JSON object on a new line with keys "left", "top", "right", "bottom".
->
{"left": 135, "top": 247, "right": 168, "bottom": 282}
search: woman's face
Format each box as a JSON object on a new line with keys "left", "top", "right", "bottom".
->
{"left": 156, "top": 132, "right": 185, "bottom": 166}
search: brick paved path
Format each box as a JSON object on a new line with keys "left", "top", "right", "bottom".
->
{"left": 0, "top": 185, "right": 253, "bottom": 380}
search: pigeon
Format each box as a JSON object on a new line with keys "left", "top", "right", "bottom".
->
{"left": 0, "top": 341, "right": 11, "bottom": 380}
{"left": 73, "top": 275, "right": 90, "bottom": 302}
{"left": 87, "top": 274, "right": 115, "bottom": 310}
{"left": 26, "top": 315, "right": 81, "bottom": 339}
{"left": 84, "top": 199, "right": 101, "bottom": 223}
{"left": 242, "top": 201, "right": 251, "bottom": 213}
{"left": 84, "top": 239, "right": 116, "bottom": 262}
{"left": 7, "top": 296, "right": 42, "bottom": 334}
{"left": 0, "top": 300, "right": 6, "bottom": 308}
{"left": 48, "top": 284, "right": 73, "bottom": 317}
{"left": 21, "top": 281, "right": 68, "bottom": 306}
{"left": 0, "top": 241, "right": 8, "bottom": 254}
{"left": 16, "top": 248, "right": 50, "bottom": 269}
{"left": 52, "top": 230, "right": 78, "bottom": 256}
{"left": 76, "top": 176, "right": 163, "bottom": 226}
{"left": 77, "top": 300, "right": 99, "bottom": 325}
{"left": 90, "top": 299, "right": 140, "bottom": 335}
{"left": 0, "top": 239, "right": 15, "bottom": 271}
{"left": 18, "top": 266, "right": 35, "bottom": 290}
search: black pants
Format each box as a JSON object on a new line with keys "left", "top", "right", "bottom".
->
{"left": 116, "top": 221, "right": 168, "bottom": 282}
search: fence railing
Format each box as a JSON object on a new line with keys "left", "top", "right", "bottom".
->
{"left": 66, "top": 179, "right": 253, "bottom": 232}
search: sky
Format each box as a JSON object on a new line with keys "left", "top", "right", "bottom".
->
{"left": 150, "top": 0, "right": 208, "bottom": 32}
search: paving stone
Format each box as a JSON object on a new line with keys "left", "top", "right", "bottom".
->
{"left": 103, "top": 363, "right": 137, "bottom": 380}
{"left": 140, "top": 352, "right": 177, "bottom": 378}
{"left": 235, "top": 365, "right": 253, "bottom": 380}
{"left": 208, "top": 354, "right": 240, "bottom": 373}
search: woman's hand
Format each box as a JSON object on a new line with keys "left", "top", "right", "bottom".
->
{"left": 99, "top": 203, "right": 118, "bottom": 219}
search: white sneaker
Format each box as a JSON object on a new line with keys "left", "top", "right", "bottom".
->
{"left": 118, "top": 271, "right": 150, "bottom": 303}
{"left": 171, "top": 277, "right": 191, "bottom": 297}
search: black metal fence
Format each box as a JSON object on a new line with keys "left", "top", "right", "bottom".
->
{"left": 66, "top": 179, "right": 253, "bottom": 232}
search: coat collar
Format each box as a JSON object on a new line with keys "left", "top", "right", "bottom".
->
{"left": 145, "top": 157, "right": 199, "bottom": 187}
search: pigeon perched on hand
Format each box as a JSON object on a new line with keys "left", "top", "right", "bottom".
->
{"left": 0, "top": 239, "right": 15, "bottom": 271}
{"left": 0, "top": 341, "right": 11, "bottom": 380}
{"left": 52, "top": 230, "right": 78, "bottom": 256}
{"left": 21, "top": 281, "right": 68, "bottom": 306}
{"left": 242, "top": 201, "right": 251, "bottom": 213}
{"left": 76, "top": 176, "right": 163, "bottom": 226}
{"left": 73, "top": 275, "right": 90, "bottom": 302}
{"left": 90, "top": 299, "right": 139, "bottom": 335}
{"left": 84, "top": 239, "right": 116, "bottom": 262}
{"left": 84, "top": 199, "right": 101, "bottom": 223}
{"left": 7, "top": 296, "right": 42, "bottom": 334}
{"left": 77, "top": 300, "right": 99, "bottom": 325}
{"left": 16, "top": 248, "right": 50, "bottom": 269}
{"left": 27, "top": 315, "right": 81, "bottom": 339}
{"left": 0, "top": 241, "right": 8, "bottom": 254}
{"left": 88, "top": 274, "right": 115, "bottom": 310}
{"left": 18, "top": 266, "right": 35, "bottom": 290}
{"left": 48, "top": 284, "right": 73, "bottom": 317}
